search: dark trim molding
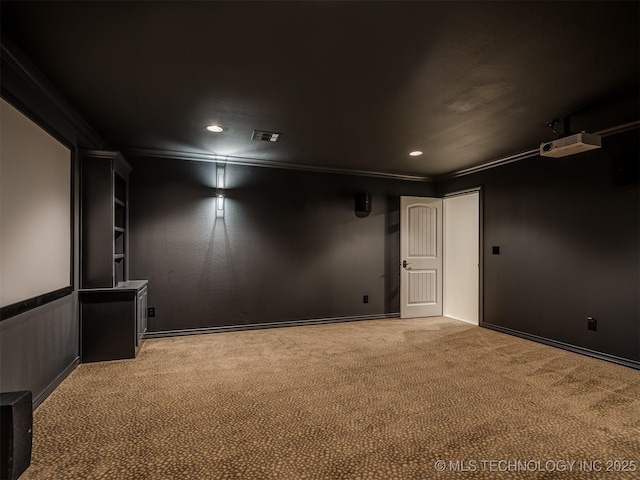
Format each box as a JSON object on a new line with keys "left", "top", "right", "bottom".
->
{"left": 33, "top": 356, "right": 79, "bottom": 410}
{"left": 0, "top": 287, "right": 73, "bottom": 321}
{"left": 125, "top": 121, "right": 639, "bottom": 183}
{"left": 482, "top": 323, "right": 640, "bottom": 370}
{"left": 122, "top": 147, "right": 433, "bottom": 182}
{"left": 144, "top": 313, "right": 400, "bottom": 339}
{"left": 0, "top": 40, "right": 104, "bottom": 148}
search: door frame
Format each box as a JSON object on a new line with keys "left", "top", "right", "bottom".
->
{"left": 442, "top": 187, "right": 483, "bottom": 326}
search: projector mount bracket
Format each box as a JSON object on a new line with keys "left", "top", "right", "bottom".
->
{"left": 547, "top": 116, "right": 575, "bottom": 139}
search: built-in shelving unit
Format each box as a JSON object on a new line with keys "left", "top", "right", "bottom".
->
{"left": 113, "top": 171, "right": 127, "bottom": 285}
{"left": 80, "top": 150, "right": 132, "bottom": 288}
{"left": 79, "top": 150, "right": 148, "bottom": 362}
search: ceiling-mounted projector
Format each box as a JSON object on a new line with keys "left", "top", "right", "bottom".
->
{"left": 540, "top": 132, "right": 601, "bottom": 158}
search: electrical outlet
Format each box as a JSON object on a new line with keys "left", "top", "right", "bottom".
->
{"left": 148, "top": 307, "right": 156, "bottom": 318}
{"left": 363, "top": 295, "right": 369, "bottom": 304}
{"left": 587, "top": 316, "right": 597, "bottom": 331}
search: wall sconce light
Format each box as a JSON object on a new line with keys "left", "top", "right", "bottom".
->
{"left": 216, "top": 194, "right": 224, "bottom": 218}
{"left": 216, "top": 163, "right": 225, "bottom": 218}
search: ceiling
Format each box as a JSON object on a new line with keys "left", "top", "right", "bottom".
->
{"left": 2, "top": 1, "right": 639, "bottom": 179}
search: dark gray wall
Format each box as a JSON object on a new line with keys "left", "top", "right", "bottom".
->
{"left": 0, "top": 41, "right": 100, "bottom": 406}
{"left": 0, "top": 297, "right": 77, "bottom": 404}
{"left": 438, "top": 129, "right": 640, "bottom": 362}
{"left": 129, "top": 158, "right": 434, "bottom": 332}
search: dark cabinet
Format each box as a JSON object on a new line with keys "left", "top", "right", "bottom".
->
{"left": 79, "top": 150, "right": 149, "bottom": 362}
{"left": 80, "top": 281, "right": 148, "bottom": 362}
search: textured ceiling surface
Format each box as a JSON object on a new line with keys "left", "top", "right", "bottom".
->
{"left": 2, "top": 1, "right": 639, "bottom": 178}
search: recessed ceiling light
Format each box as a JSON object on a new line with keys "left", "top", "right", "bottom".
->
{"left": 207, "top": 125, "right": 224, "bottom": 133}
{"left": 409, "top": 151, "right": 423, "bottom": 157}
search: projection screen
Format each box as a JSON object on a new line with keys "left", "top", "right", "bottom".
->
{"left": 1, "top": 97, "right": 73, "bottom": 320}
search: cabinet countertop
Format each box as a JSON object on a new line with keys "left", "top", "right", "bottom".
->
{"left": 79, "top": 279, "right": 148, "bottom": 293}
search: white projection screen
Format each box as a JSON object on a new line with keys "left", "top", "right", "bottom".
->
{"left": 1, "top": 97, "right": 73, "bottom": 319}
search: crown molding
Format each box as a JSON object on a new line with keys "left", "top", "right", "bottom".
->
{"left": 1, "top": 39, "right": 104, "bottom": 148}
{"left": 122, "top": 147, "right": 434, "bottom": 182}
{"left": 5, "top": 29, "right": 634, "bottom": 183}
{"left": 437, "top": 149, "right": 539, "bottom": 181}
{"left": 125, "top": 120, "right": 638, "bottom": 184}
{"left": 437, "top": 120, "right": 640, "bottom": 181}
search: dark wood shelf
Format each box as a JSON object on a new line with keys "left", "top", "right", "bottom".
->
{"left": 114, "top": 254, "right": 125, "bottom": 260}
{"left": 114, "top": 226, "right": 125, "bottom": 233}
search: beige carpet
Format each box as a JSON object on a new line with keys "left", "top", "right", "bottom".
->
{"left": 23, "top": 317, "right": 640, "bottom": 479}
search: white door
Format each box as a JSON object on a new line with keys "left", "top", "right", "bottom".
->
{"left": 400, "top": 196, "right": 443, "bottom": 318}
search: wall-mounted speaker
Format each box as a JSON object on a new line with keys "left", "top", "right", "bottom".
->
{"left": 355, "top": 192, "right": 372, "bottom": 217}
{"left": 1, "top": 391, "right": 32, "bottom": 480}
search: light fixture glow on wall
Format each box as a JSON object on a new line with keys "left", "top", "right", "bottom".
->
{"left": 207, "top": 125, "right": 224, "bottom": 133}
{"left": 216, "top": 194, "right": 224, "bottom": 217}
{"left": 409, "top": 150, "right": 423, "bottom": 157}
{"left": 216, "top": 164, "right": 226, "bottom": 218}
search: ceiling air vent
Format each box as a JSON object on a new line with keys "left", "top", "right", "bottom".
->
{"left": 251, "top": 130, "right": 281, "bottom": 142}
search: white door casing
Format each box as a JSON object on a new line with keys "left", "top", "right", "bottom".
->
{"left": 400, "top": 196, "right": 443, "bottom": 318}
{"left": 443, "top": 191, "right": 480, "bottom": 325}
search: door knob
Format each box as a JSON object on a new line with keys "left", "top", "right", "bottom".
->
{"left": 402, "top": 260, "right": 410, "bottom": 269}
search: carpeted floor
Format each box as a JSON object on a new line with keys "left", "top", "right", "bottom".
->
{"left": 23, "top": 317, "right": 640, "bottom": 479}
